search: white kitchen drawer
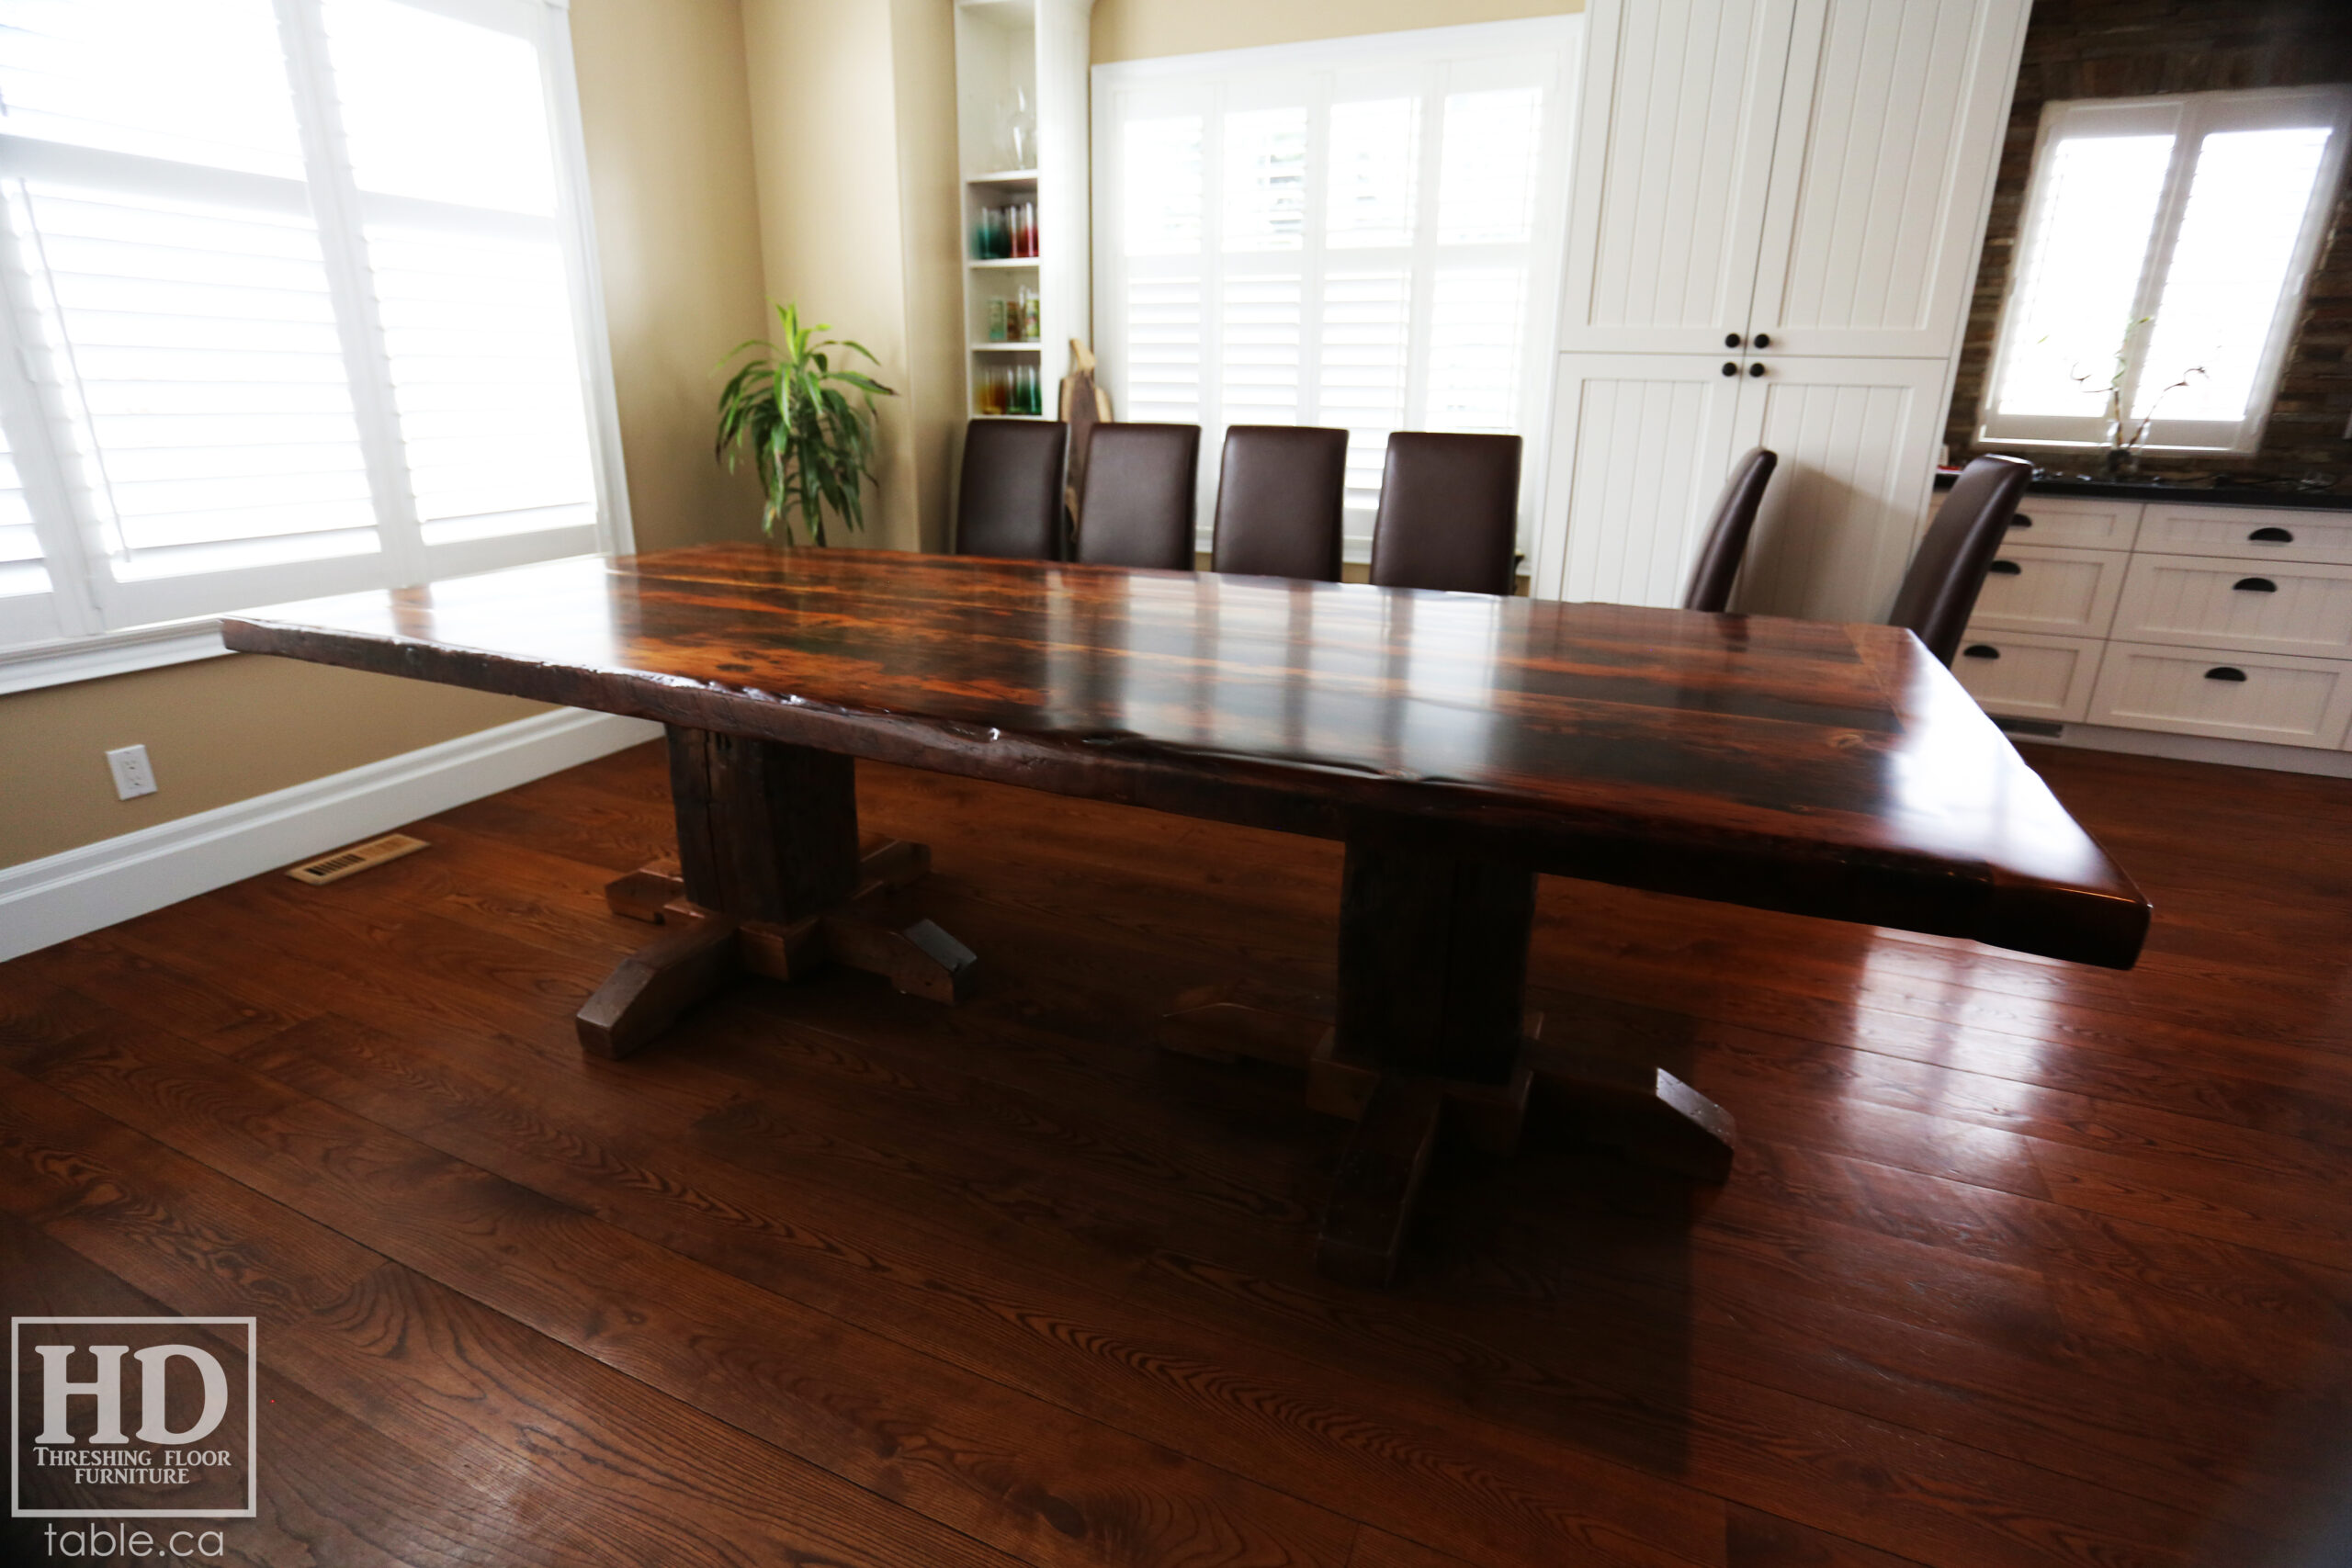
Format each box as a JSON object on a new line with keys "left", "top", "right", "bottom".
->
{"left": 1950, "top": 631, "right": 2102, "bottom": 723}
{"left": 1927, "top": 491, "right": 2140, "bottom": 551}
{"left": 1964, "top": 545, "right": 2125, "bottom": 637}
{"left": 2138, "top": 503, "right": 2352, "bottom": 567}
{"left": 2112, "top": 553, "right": 2352, "bottom": 658}
{"left": 2088, "top": 641, "right": 2352, "bottom": 748}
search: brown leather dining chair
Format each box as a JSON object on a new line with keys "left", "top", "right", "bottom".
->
{"left": 1075, "top": 423, "right": 1201, "bottom": 570}
{"left": 1680, "top": 446, "right": 1778, "bottom": 612}
{"left": 1887, "top": 453, "right": 2035, "bottom": 666}
{"left": 955, "top": 418, "right": 1069, "bottom": 560}
{"left": 1366, "top": 432, "right": 1523, "bottom": 596}
{"left": 1209, "top": 424, "right": 1348, "bottom": 582}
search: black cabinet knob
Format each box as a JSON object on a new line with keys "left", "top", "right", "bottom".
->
{"left": 1724, "top": 333, "right": 1743, "bottom": 348}
{"left": 2204, "top": 667, "right": 2248, "bottom": 682}
{"left": 2249, "top": 526, "right": 2294, "bottom": 543}
{"left": 1721, "top": 361, "right": 1738, "bottom": 377}
{"left": 1748, "top": 362, "right": 1765, "bottom": 377}
{"left": 1753, "top": 333, "right": 1771, "bottom": 348}
{"left": 1962, "top": 644, "right": 2000, "bottom": 660}
{"left": 1986, "top": 559, "right": 2022, "bottom": 575}
{"left": 2233, "top": 577, "right": 2278, "bottom": 592}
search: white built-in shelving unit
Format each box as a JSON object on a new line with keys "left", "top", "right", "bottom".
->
{"left": 954, "top": 0, "right": 1092, "bottom": 421}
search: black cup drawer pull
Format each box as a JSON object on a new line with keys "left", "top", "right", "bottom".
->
{"left": 2007, "top": 513, "right": 2032, "bottom": 529}
{"left": 2204, "top": 667, "right": 2249, "bottom": 682}
{"left": 2233, "top": 577, "right": 2278, "bottom": 592}
{"left": 2248, "top": 526, "right": 2294, "bottom": 543}
{"left": 1962, "top": 644, "right": 2000, "bottom": 660}
{"left": 1985, "top": 559, "right": 2022, "bottom": 575}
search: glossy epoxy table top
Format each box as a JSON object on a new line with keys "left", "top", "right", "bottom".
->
{"left": 223, "top": 545, "right": 2148, "bottom": 967}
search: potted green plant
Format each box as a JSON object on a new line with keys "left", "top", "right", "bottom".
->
{"left": 716, "top": 301, "right": 895, "bottom": 546}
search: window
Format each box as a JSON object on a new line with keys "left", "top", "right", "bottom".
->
{"left": 1981, "top": 86, "right": 2351, "bottom": 454}
{"left": 0, "top": 0, "right": 625, "bottom": 668}
{"left": 1091, "top": 17, "right": 1577, "bottom": 558}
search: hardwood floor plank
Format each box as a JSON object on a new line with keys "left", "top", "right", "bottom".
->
{"left": 2, "top": 739, "right": 2345, "bottom": 1568}
{"left": 0, "top": 1029, "right": 1363, "bottom": 1568}
{"left": 0, "top": 1068, "right": 1032, "bottom": 1568}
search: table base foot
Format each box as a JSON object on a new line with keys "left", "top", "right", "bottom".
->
{"left": 578, "top": 901, "right": 740, "bottom": 1059}
{"left": 582, "top": 838, "right": 976, "bottom": 1055}
{"left": 1523, "top": 1043, "right": 1737, "bottom": 1184}
{"left": 1153, "top": 987, "right": 1735, "bottom": 1282}
{"left": 1316, "top": 1074, "right": 1445, "bottom": 1287}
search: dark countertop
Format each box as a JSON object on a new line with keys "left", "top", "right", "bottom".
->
{"left": 1932, "top": 471, "right": 2352, "bottom": 512}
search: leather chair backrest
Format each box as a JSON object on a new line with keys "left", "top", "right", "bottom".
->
{"left": 956, "top": 418, "right": 1069, "bottom": 560}
{"left": 1888, "top": 453, "right": 2035, "bottom": 665}
{"left": 1681, "top": 446, "right": 1777, "bottom": 612}
{"left": 1367, "top": 432, "right": 1522, "bottom": 596}
{"left": 1076, "top": 423, "right": 1201, "bottom": 570}
{"left": 1209, "top": 424, "right": 1348, "bottom": 582}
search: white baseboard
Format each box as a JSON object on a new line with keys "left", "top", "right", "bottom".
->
{"left": 1999, "top": 718, "right": 2352, "bottom": 780}
{"left": 0, "top": 708, "right": 661, "bottom": 963}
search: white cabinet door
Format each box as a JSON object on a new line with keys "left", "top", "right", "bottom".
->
{"left": 1950, "top": 631, "right": 2103, "bottom": 724}
{"left": 1726, "top": 355, "right": 1948, "bottom": 624}
{"left": 2136, "top": 504, "right": 2352, "bottom": 568}
{"left": 1745, "top": 0, "right": 2028, "bottom": 357}
{"left": 1532, "top": 353, "right": 1745, "bottom": 604}
{"left": 1555, "top": 0, "right": 1798, "bottom": 354}
{"left": 2089, "top": 642, "right": 2352, "bottom": 749}
{"left": 2112, "top": 554, "right": 2352, "bottom": 659}
{"left": 1965, "top": 544, "right": 2127, "bottom": 637}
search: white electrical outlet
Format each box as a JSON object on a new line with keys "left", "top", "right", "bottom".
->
{"left": 105, "top": 743, "right": 157, "bottom": 800}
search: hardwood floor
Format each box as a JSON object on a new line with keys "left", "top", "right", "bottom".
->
{"left": 4, "top": 740, "right": 2347, "bottom": 1568}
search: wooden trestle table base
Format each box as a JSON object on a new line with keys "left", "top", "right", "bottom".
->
{"left": 227, "top": 547, "right": 2148, "bottom": 1286}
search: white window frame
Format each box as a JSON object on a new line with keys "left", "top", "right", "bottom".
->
{"left": 1979, "top": 85, "right": 2352, "bottom": 456}
{"left": 0, "top": 0, "right": 630, "bottom": 694}
{"left": 1090, "top": 17, "right": 1579, "bottom": 562}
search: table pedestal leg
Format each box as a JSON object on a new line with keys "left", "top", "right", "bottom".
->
{"left": 576, "top": 727, "right": 977, "bottom": 1056}
{"left": 1159, "top": 837, "right": 1738, "bottom": 1284}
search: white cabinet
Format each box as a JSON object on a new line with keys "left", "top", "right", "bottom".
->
{"left": 1746, "top": 0, "right": 2025, "bottom": 357}
{"left": 1535, "top": 352, "right": 1945, "bottom": 619}
{"left": 2089, "top": 642, "right": 2352, "bottom": 749}
{"left": 1964, "top": 544, "right": 2126, "bottom": 638}
{"left": 1533, "top": 355, "right": 1747, "bottom": 604}
{"left": 1999, "top": 494, "right": 2141, "bottom": 552}
{"left": 1558, "top": 0, "right": 2025, "bottom": 359}
{"left": 1728, "top": 355, "right": 1949, "bottom": 622}
{"left": 1952, "top": 494, "right": 2352, "bottom": 759}
{"left": 1555, "top": 0, "right": 1794, "bottom": 355}
{"left": 1951, "top": 632, "right": 2101, "bottom": 724}
{"left": 1535, "top": 0, "right": 2030, "bottom": 624}
{"left": 2136, "top": 504, "right": 2352, "bottom": 567}
{"left": 2112, "top": 555, "right": 2352, "bottom": 660}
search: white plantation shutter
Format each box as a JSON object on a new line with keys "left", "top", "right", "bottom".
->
{"left": 1983, "top": 86, "right": 2352, "bottom": 454}
{"left": 0, "top": 420, "right": 42, "bottom": 598}
{"left": 1093, "top": 19, "right": 1576, "bottom": 558}
{"left": 0, "top": 0, "right": 624, "bottom": 657}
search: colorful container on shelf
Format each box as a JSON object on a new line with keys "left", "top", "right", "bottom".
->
{"left": 975, "top": 363, "right": 1043, "bottom": 417}
{"left": 970, "top": 200, "right": 1037, "bottom": 261}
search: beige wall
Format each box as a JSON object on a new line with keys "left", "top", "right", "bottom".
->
{"left": 0, "top": 0, "right": 770, "bottom": 872}
{"left": 737, "top": 0, "right": 964, "bottom": 554}
{"left": 1091, "top": 0, "right": 1579, "bottom": 64}
{"left": 574, "top": 0, "right": 773, "bottom": 553}
{"left": 0, "top": 661, "right": 544, "bottom": 868}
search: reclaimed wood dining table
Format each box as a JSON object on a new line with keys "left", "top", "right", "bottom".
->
{"left": 224, "top": 544, "right": 2150, "bottom": 1284}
